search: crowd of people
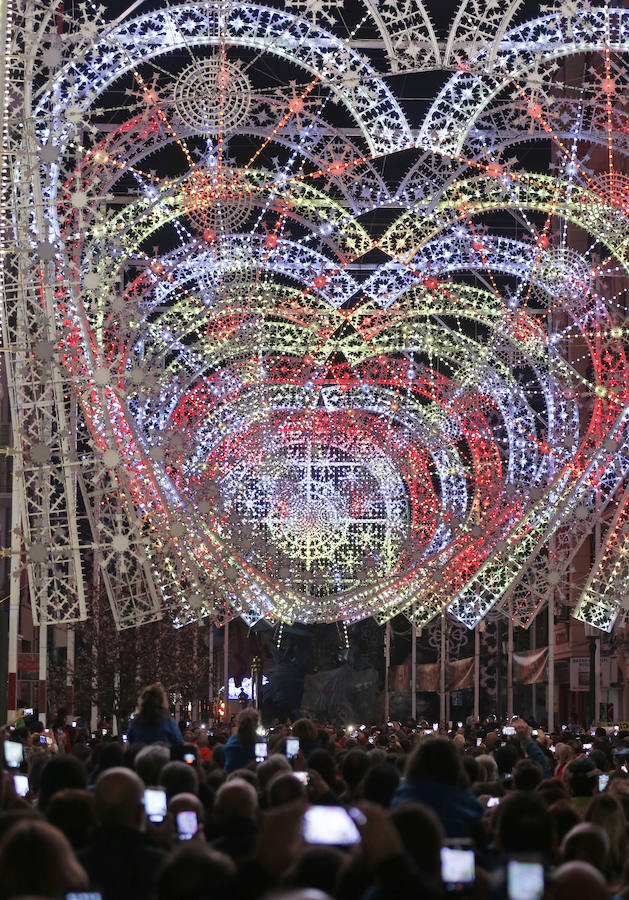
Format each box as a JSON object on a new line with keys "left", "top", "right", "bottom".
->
{"left": 1, "top": 683, "right": 629, "bottom": 900}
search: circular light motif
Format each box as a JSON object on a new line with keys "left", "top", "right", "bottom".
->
{"left": 181, "top": 165, "right": 253, "bottom": 235}
{"left": 537, "top": 248, "right": 591, "bottom": 300}
{"left": 173, "top": 57, "right": 251, "bottom": 133}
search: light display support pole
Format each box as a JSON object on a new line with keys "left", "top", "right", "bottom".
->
{"left": 587, "top": 631, "right": 597, "bottom": 727}
{"left": 38, "top": 606, "right": 47, "bottom": 727}
{"left": 547, "top": 593, "right": 555, "bottom": 732}
{"left": 411, "top": 624, "right": 417, "bottom": 720}
{"left": 594, "top": 508, "right": 602, "bottom": 722}
{"left": 507, "top": 600, "right": 514, "bottom": 718}
{"left": 7, "top": 481, "right": 19, "bottom": 718}
{"left": 594, "top": 638, "right": 601, "bottom": 723}
{"left": 90, "top": 563, "right": 100, "bottom": 733}
{"left": 208, "top": 620, "right": 214, "bottom": 720}
{"left": 223, "top": 615, "right": 229, "bottom": 719}
{"left": 66, "top": 626, "right": 74, "bottom": 718}
{"left": 384, "top": 620, "right": 390, "bottom": 722}
{"left": 473, "top": 625, "right": 480, "bottom": 722}
{"left": 531, "top": 617, "right": 537, "bottom": 721}
{"left": 440, "top": 612, "right": 446, "bottom": 723}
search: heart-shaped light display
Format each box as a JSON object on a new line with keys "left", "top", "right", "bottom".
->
{"left": 14, "top": 1, "right": 629, "bottom": 630}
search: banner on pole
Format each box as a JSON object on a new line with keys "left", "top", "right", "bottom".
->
{"left": 447, "top": 657, "right": 474, "bottom": 690}
{"left": 570, "top": 657, "right": 590, "bottom": 691}
{"left": 390, "top": 661, "right": 410, "bottom": 693}
{"left": 601, "top": 657, "right": 618, "bottom": 690}
{"left": 569, "top": 657, "right": 618, "bottom": 691}
{"left": 513, "top": 647, "right": 548, "bottom": 685}
{"left": 416, "top": 663, "right": 439, "bottom": 692}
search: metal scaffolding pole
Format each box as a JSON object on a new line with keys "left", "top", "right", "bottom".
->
{"left": 66, "top": 626, "right": 75, "bottom": 717}
{"left": 507, "top": 600, "right": 514, "bottom": 718}
{"left": 384, "top": 621, "right": 391, "bottom": 722}
{"left": 7, "top": 486, "right": 19, "bottom": 718}
{"left": 208, "top": 620, "right": 214, "bottom": 719}
{"left": 37, "top": 609, "right": 47, "bottom": 727}
{"left": 440, "top": 613, "right": 446, "bottom": 723}
{"left": 548, "top": 593, "right": 555, "bottom": 732}
{"left": 473, "top": 625, "right": 480, "bottom": 721}
{"left": 223, "top": 615, "right": 230, "bottom": 719}
{"left": 411, "top": 625, "right": 417, "bottom": 720}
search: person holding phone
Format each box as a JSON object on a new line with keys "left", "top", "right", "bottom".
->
{"left": 391, "top": 738, "right": 483, "bottom": 839}
{"left": 513, "top": 719, "right": 551, "bottom": 779}
{"left": 223, "top": 708, "right": 260, "bottom": 773}
{"left": 169, "top": 793, "right": 205, "bottom": 842}
{"left": 127, "top": 683, "right": 183, "bottom": 748}
{"left": 211, "top": 778, "right": 259, "bottom": 863}
{"left": 77, "top": 768, "right": 167, "bottom": 900}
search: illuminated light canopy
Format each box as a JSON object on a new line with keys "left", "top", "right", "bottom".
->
{"left": 3, "top": 0, "right": 629, "bottom": 632}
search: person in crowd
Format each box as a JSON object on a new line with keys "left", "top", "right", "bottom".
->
{"left": 555, "top": 741, "right": 576, "bottom": 778}
{"left": 160, "top": 759, "right": 199, "bottom": 800}
{"left": 4, "top": 697, "right": 629, "bottom": 900}
{"left": 513, "top": 757, "right": 544, "bottom": 792}
{"left": 282, "top": 847, "right": 348, "bottom": 897}
{"left": 565, "top": 755, "right": 598, "bottom": 813}
{"left": 38, "top": 754, "right": 88, "bottom": 812}
{"left": 258, "top": 754, "right": 293, "bottom": 800}
{"left": 223, "top": 708, "right": 260, "bottom": 772}
{"left": 267, "top": 772, "right": 307, "bottom": 808}
{"left": 513, "top": 717, "right": 552, "bottom": 777}
{"left": 156, "top": 842, "right": 235, "bottom": 900}
{"left": 495, "top": 791, "right": 557, "bottom": 860}
{"left": 127, "top": 683, "right": 183, "bottom": 748}
{"left": 77, "top": 767, "right": 167, "bottom": 900}
{"left": 362, "top": 762, "right": 400, "bottom": 808}
{"left": 0, "top": 818, "right": 89, "bottom": 898}
{"left": 552, "top": 860, "right": 609, "bottom": 900}
{"left": 389, "top": 801, "right": 444, "bottom": 884}
{"left": 548, "top": 798, "right": 583, "bottom": 845}
{"left": 196, "top": 730, "right": 213, "bottom": 761}
{"left": 169, "top": 792, "right": 207, "bottom": 842}
{"left": 340, "top": 749, "right": 369, "bottom": 803}
{"left": 134, "top": 742, "right": 171, "bottom": 785}
{"left": 391, "top": 737, "right": 484, "bottom": 838}
{"left": 211, "top": 776, "right": 259, "bottom": 862}
{"left": 307, "top": 749, "right": 341, "bottom": 799}
{"left": 46, "top": 787, "right": 97, "bottom": 851}
{"left": 475, "top": 753, "right": 499, "bottom": 782}
{"left": 560, "top": 822, "right": 610, "bottom": 878}
{"left": 584, "top": 792, "right": 628, "bottom": 884}
{"left": 291, "top": 718, "right": 320, "bottom": 759}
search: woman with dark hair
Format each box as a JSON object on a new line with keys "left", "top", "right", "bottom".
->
{"left": 291, "top": 718, "right": 319, "bottom": 759}
{"left": 0, "top": 819, "right": 89, "bottom": 898}
{"left": 127, "top": 683, "right": 183, "bottom": 748}
{"left": 223, "top": 708, "right": 260, "bottom": 773}
{"left": 391, "top": 737, "right": 483, "bottom": 838}
{"left": 584, "top": 793, "right": 628, "bottom": 884}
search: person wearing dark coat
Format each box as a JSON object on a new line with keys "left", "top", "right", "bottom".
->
{"left": 77, "top": 767, "right": 166, "bottom": 900}
{"left": 127, "top": 682, "right": 183, "bottom": 748}
{"left": 391, "top": 737, "right": 483, "bottom": 839}
{"left": 223, "top": 708, "right": 260, "bottom": 773}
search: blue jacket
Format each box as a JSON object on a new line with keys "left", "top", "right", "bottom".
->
{"left": 127, "top": 715, "right": 183, "bottom": 748}
{"left": 223, "top": 734, "right": 256, "bottom": 772}
{"left": 391, "top": 777, "right": 484, "bottom": 838}
{"left": 522, "top": 738, "right": 551, "bottom": 778}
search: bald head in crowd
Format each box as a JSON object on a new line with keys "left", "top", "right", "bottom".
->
{"left": 168, "top": 792, "right": 206, "bottom": 829}
{"left": 551, "top": 861, "right": 608, "bottom": 900}
{"left": 560, "top": 823, "right": 609, "bottom": 874}
{"left": 94, "top": 767, "right": 145, "bottom": 830}
{"left": 214, "top": 778, "right": 258, "bottom": 824}
{"left": 257, "top": 754, "right": 291, "bottom": 791}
